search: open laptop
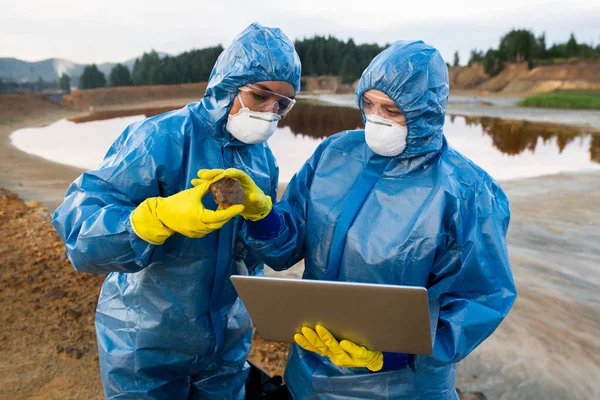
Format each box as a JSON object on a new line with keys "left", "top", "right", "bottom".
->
{"left": 231, "top": 276, "right": 433, "bottom": 355}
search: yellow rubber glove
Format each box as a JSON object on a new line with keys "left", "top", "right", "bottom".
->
{"left": 130, "top": 180, "right": 244, "bottom": 245}
{"left": 191, "top": 168, "right": 272, "bottom": 222}
{"left": 294, "top": 324, "right": 384, "bottom": 372}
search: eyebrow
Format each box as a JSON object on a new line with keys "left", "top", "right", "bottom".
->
{"left": 253, "top": 83, "right": 296, "bottom": 99}
{"left": 363, "top": 93, "right": 398, "bottom": 107}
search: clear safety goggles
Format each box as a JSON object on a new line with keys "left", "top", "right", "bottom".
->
{"left": 238, "top": 84, "right": 296, "bottom": 116}
{"left": 359, "top": 93, "right": 404, "bottom": 120}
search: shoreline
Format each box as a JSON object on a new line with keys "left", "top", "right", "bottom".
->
{"left": 0, "top": 107, "right": 84, "bottom": 212}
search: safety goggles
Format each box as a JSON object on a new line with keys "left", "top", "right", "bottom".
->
{"left": 238, "top": 84, "right": 296, "bottom": 116}
{"left": 359, "top": 93, "right": 404, "bottom": 120}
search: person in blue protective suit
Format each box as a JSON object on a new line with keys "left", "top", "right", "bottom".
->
{"left": 198, "top": 40, "right": 517, "bottom": 399}
{"left": 51, "top": 22, "right": 301, "bottom": 399}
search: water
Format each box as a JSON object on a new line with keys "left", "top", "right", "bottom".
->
{"left": 11, "top": 103, "right": 600, "bottom": 182}
{"left": 11, "top": 115, "right": 146, "bottom": 171}
{"left": 313, "top": 93, "right": 600, "bottom": 129}
{"left": 300, "top": 93, "right": 522, "bottom": 107}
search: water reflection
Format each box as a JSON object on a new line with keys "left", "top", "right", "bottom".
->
{"left": 280, "top": 102, "right": 364, "bottom": 139}
{"left": 591, "top": 136, "right": 600, "bottom": 163}
{"left": 67, "top": 101, "right": 598, "bottom": 166}
{"left": 461, "top": 116, "right": 599, "bottom": 163}
{"left": 274, "top": 104, "right": 600, "bottom": 181}
{"left": 11, "top": 103, "right": 600, "bottom": 184}
{"left": 282, "top": 105, "right": 599, "bottom": 166}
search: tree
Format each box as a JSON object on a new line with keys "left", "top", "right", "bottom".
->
{"left": 109, "top": 64, "right": 132, "bottom": 87}
{"left": 578, "top": 43, "right": 597, "bottom": 58}
{"left": 537, "top": 33, "right": 547, "bottom": 59}
{"left": 356, "top": 43, "right": 384, "bottom": 74}
{"left": 468, "top": 49, "right": 484, "bottom": 66}
{"left": 160, "top": 57, "right": 182, "bottom": 84}
{"left": 59, "top": 73, "right": 71, "bottom": 93}
{"left": 303, "top": 41, "right": 316, "bottom": 76}
{"left": 315, "top": 40, "right": 327, "bottom": 76}
{"left": 131, "top": 51, "right": 161, "bottom": 86}
{"left": 79, "top": 64, "right": 106, "bottom": 89}
{"left": 499, "top": 29, "right": 540, "bottom": 63}
{"left": 547, "top": 43, "right": 566, "bottom": 59}
{"left": 129, "top": 47, "right": 222, "bottom": 86}
{"left": 483, "top": 49, "right": 505, "bottom": 77}
{"left": 340, "top": 54, "right": 359, "bottom": 84}
{"left": 453, "top": 51, "right": 460, "bottom": 67}
{"left": 565, "top": 33, "right": 579, "bottom": 58}
{"left": 468, "top": 29, "right": 599, "bottom": 72}
{"left": 292, "top": 36, "right": 385, "bottom": 78}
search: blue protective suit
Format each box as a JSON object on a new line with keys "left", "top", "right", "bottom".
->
{"left": 242, "top": 41, "right": 517, "bottom": 399}
{"left": 51, "top": 23, "right": 301, "bottom": 399}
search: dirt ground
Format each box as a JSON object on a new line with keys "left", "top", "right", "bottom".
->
{"left": 0, "top": 188, "right": 291, "bottom": 399}
{"left": 0, "top": 189, "right": 104, "bottom": 399}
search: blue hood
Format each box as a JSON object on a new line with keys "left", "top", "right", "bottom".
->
{"left": 356, "top": 40, "right": 449, "bottom": 160}
{"left": 192, "top": 22, "right": 302, "bottom": 142}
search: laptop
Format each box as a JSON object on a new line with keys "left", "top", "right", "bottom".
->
{"left": 231, "top": 276, "right": 433, "bottom": 355}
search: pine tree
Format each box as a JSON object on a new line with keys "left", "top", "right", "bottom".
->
{"left": 109, "top": 64, "right": 132, "bottom": 87}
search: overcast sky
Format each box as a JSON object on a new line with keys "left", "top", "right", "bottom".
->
{"left": 1, "top": 0, "right": 599, "bottom": 66}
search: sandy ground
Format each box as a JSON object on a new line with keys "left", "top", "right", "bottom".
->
{"left": 456, "top": 172, "right": 600, "bottom": 400}
{"left": 1, "top": 95, "right": 599, "bottom": 399}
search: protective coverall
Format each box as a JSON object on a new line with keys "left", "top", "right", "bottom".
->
{"left": 52, "top": 22, "right": 301, "bottom": 399}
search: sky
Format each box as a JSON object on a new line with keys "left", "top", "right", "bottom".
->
{"left": 1, "top": 0, "right": 599, "bottom": 66}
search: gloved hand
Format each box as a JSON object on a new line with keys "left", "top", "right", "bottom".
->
{"left": 130, "top": 180, "right": 244, "bottom": 245}
{"left": 294, "top": 324, "right": 384, "bottom": 372}
{"left": 192, "top": 168, "right": 272, "bottom": 222}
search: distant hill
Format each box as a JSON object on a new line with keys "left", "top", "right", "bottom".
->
{"left": 448, "top": 60, "right": 600, "bottom": 94}
{"left": 0, "top": 53, "right": 169, "bottom": 83}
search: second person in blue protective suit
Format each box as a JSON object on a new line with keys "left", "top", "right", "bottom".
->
{"left": 210, "top": 40, "right": 516, "bottom": 399}
{"left": 51, "top": 23, "right": 301, "bottom": 399}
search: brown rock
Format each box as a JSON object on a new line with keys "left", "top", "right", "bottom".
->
{"left": 210, "top": 178, "right": 244, "bottom": 209}
{"left": 41, "top": 289, "right": 67, "bottom": 300}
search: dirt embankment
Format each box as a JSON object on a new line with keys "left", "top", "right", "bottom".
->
{"left": 288, "top": 60, "right": 600, "bottom": 96}
{"left": 61, "top": 82, "right": 208, "bottom": 110}
{"left": 0, "top": 93, "right": 72, "bottom": 124}
{"left": 62, "top": 79, "right": 357, "bottom": 110}
{"left": 449, "top": 60, "right": 600, "bottom": 95}
{"left": 301, "top": 76, "right": 356, "bottom": 94}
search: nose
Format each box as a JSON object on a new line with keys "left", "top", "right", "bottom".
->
{"left": 369, "top": 104, "right": 385, "bottom": 117}
{"left": 262, "top": 102, "right": 280, "bottom": 114}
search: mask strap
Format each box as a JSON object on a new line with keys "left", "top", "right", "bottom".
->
{"left": 238, "top": 93, "right": 246, "bottom": 109}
